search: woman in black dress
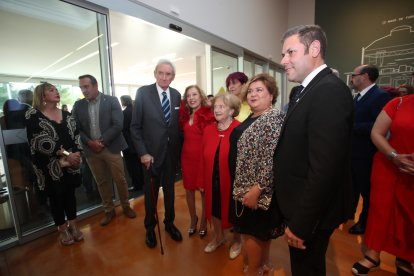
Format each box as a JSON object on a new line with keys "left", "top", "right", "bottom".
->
{"left": 26, "top": 82, "right": 83, "bottom": 246}
{"left": 229, "top": 74, "right": 285, "bottom": 275}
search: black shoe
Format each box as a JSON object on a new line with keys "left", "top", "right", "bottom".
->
{"left": 396, "top": 257, "right": 414, "bottom": 276}
{"left": 145, "top": 229, "right": 157, "bottom": 248}
{"left": 165, "top": 223, "right": 183, "bottom": 241}
{"left": 348, "top": 222, "right": 365, "bottom": 235}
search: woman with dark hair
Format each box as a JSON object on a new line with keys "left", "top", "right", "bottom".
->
{"left": 226, "top": 72, "right": 250, "bottom": 122}
{"left": 26, "top": 82, "right": 83, "bottom": 246}
{"left": 179, "top": 85, "right": 215, "bottom": 238}
{"left": 229, "top": 73, "right": 285, "bottom": 275}
{"left": 397, "top": 83, "right": 414, "bottom": 96}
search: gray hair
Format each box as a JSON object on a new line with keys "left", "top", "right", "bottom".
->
{"left": 154, "top": 59, "right": 176, "bottom": 76}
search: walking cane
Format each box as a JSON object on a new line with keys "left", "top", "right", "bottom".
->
{"left": 149, "top": 166, "right": 165, "bottom": 255}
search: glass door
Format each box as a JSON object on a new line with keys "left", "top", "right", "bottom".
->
{"left": 0, "top": 0, "right": 111, "bottom": 247}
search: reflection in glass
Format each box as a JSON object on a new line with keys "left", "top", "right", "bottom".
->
{"left": 212, "top": 50, "right": 238, "bottom": 95}
{"left": 0, "top": 0, "right": 108, "bottom": 241}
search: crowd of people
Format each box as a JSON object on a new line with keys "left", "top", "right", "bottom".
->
{"left": 1, "top": 23, "right": 412, "bottom": 276}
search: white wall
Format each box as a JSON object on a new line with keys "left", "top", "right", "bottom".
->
{"left": 87, "top": 0, "right": 292, "bottom": 63}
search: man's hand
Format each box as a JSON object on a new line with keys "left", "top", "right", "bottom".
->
{"left": 284, "top": 226, "right": 306, "bottom": 250}
{"left": 140, "top": 154, "right": 154, "bottom": 170}
{"left": 88, "top": 139, "right": 104, "bottom": 153}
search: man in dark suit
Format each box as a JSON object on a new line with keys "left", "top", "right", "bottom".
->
{"left": 274, "top": 25, "right": 354, "bottom": 275}
{"left": 72, "top": 75, "right": 136, "bottom": 226}
{"left": 348, "top": 64, "right": 390, "bottom": 235}
{"left": 120, "top": 95, "right": 144, "bottom": 192}
{"left": 130, "top": 59, "right": 183, "bottom": 248}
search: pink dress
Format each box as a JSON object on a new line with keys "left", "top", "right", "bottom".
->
{"left": 365, "top": 94, "right": 414, "bottom": 262}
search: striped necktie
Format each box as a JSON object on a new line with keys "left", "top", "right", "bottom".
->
{"left": 161, "top": 91, "right": 171, "bottom": 123}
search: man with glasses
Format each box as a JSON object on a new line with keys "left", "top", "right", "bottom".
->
{"left": 348, "top": 64, "right": 391, "bottom": 235}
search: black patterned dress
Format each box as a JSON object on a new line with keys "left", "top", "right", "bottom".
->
{"left": 229, "top": 108, "right": 285, "bottom": 241}
{"left": 25, "top": 108, "right": 82, "bottom": 225}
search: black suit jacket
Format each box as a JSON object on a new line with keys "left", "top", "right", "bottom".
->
{"left": 274, "top": 67, "right": 354, "bottom": 241}
{"left": 122, "top": 104, "right": 136, "bottom": 154}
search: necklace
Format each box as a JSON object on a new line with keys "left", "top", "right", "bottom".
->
{"left": 217, "top": 118, "right": 233, "bottom": 131}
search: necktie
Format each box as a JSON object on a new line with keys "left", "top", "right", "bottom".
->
{"left": 354, "top": 93, "right": 361, "bottom": 104}
{"left": 287, "top": 85, "right": 304, "bottom": 112}
{"left": 161, "top": 91, "right": 171, "bottom": 123}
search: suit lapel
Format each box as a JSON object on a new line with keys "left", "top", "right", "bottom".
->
{"left": 285, "top": 67, "right": 332, "bottom": 120}
{"left": 280, "top": 67, "right": 332, "bottom": 139}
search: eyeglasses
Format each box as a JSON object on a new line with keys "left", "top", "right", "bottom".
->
{"left": 351, "top": 73, "right": 364, "bottom": 77}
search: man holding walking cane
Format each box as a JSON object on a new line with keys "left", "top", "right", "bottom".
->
{"left": 131, "top": 59, "right": 183, "bottom": 249}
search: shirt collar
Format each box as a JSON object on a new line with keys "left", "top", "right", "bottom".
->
{"left": 156, "top": 83, "right": 170, "bottom": 95}
{"left": 359, "top": 83, "right": 375, "bottom": 98}
{"left": 301, "top": 64, "right": 328, "bottom": 88}
{"left": 87, "top": 92, "right": 101, "bottom": 103}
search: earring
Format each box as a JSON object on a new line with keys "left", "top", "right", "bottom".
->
{"left": 42, "top": 101, "right": 47, "bottom": 106}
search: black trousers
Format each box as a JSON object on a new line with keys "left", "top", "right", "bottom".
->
{"left": 122, "top": 150, "right": 144, "bottom": 190}
{"left": 351, "top": 157, "right": 373, "bottom": 225}
{"left": 289, "top": 229, "right": 334, "bottom": 276}
{"left": 46, "top": 174, "right": 78, "bottom": 226}
{"left": 142, "top": 155, "right": 177, "bottom": 230}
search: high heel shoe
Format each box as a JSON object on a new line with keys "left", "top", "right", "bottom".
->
{"left": 68, "top": 220, "right": 84, "bottom": 242}
{"left": 188, "top": 216, "right": 198, "bottom": 236}
{"left": 352, "top": 255, "right": 380, "bottom": 275}
{"left": 199, "top": 228, "right": 207, "bottom": 239}
{"left": 57, "top": 223, "right": 74, "bottom": 246}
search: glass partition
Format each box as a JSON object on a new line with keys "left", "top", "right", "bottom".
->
{"left": 0, "top": 0, "right": 110, "bottom": 245}
{"left": 211, "top": 49, "right": 238, "bottom": 95}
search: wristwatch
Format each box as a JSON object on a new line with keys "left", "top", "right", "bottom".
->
{"left": 388, "top": 151, "right": 398, "bottom": 160}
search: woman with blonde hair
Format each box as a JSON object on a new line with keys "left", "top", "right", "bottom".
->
{"left": 200, "top": 93, "right": 241, "bottom": 255}
{"left": 26, "top": 82, "right": 83, "bottom": 245}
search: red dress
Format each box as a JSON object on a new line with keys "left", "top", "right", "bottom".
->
{"left": 365, "top": 94, "right": 414, "bottom": 262}
{"left": 200, "top": 120, "right": 240, "bottom": 229}
{"left": 180, "top": 102, "right": 215, "bottom": 190}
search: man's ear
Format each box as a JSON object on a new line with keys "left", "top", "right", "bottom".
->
{"left": 310, "top": 40, "right": 321, "bottom": 57}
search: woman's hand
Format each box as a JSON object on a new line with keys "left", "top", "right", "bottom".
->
{"left": 393, "top": 153, "right": 414, "bottom": 176}
{"left": 242, "top": 184, "right": 261, "bottom": 209}
{"left": 66, "top": 152, "right": 81, "bottom": 167}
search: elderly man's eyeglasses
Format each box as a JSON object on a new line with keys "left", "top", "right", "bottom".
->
{"left": 351, "top": 73, "right": 364, "bottom": 77}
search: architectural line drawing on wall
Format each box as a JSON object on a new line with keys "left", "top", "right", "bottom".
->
{"left": 346, "top": 25, "right": 414, "bottom": 88}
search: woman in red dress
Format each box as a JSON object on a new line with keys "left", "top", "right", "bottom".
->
{"left": 199, "top": 93, "right": 241, "bottom": 255}
{"left": 352, "top": 94, "right": 414, "bottom": 275}
{"left": 180, "top": 85, "right": 215, "bottom": 238}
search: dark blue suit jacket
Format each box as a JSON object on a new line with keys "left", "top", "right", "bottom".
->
{"left": 352, "top": 85, "right": 390, "bottom": 159}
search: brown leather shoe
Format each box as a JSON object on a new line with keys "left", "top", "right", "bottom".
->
{"left": 100, "top": 210, "right": 115, "bottom": 226}
{"left": 123, "top": 206, "right": 136, "bottom": 219}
